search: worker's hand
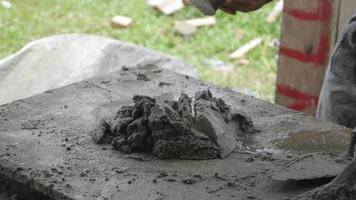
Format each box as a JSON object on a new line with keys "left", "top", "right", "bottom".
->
{"left": 219, "top": 0, "right": 273, "bottom": 14}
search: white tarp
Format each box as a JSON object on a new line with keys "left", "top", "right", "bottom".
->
{"left": 0, "top": 34, "right": 198, "bottom": 105}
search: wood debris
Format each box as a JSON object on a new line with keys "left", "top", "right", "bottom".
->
{"left": 230, "top": 38, "right": 263, "bottom": 60}
{"left": 111, "top": 15, "right": 133, "bottom": 29}
{"left": 148, "top": 0, "right": 185, "bottom": 15}
{"left": 267, "top": 0, "right": 284, "bottom": 23}
{"left": 184, "top": 16, "right": 216, "bottom": 27}
{"left": 174, "top": 16, "right": 216, "bottom": 36}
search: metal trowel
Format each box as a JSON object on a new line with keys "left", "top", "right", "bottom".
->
{"left": 190, "top": 0, "right": 224, "bottom": 15}
{"left": 272, "top": 155, "right": 348, "bottom": 182}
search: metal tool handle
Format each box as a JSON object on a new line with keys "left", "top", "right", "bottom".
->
{"left": 190, "top": 0, "right": 224, "bottom": 15}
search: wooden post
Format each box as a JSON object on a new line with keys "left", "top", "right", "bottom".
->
{"left": 336, "top": 0, "right": 355, "bottom": 36}
{"left": 276, "top": 0, "right": 340, "bottom": 115}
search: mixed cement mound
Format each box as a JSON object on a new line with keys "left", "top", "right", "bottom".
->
{"left": 91, "top": 90, "right": 256, "bottom": 159}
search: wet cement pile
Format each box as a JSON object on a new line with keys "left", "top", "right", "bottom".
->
{"left": 91, "top": 90, "right": 256, "bottom": 159}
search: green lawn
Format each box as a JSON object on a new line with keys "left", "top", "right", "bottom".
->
{"left": 0, "top": 0, "right": 281, "bottom": 101}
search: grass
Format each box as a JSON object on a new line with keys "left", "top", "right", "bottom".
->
{"left": 0, "top": 0, "right": 281, "bottom": 101}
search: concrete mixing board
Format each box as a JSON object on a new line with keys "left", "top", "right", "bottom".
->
{"left": 0, "top": 66, "right": 352, "bottom": 200}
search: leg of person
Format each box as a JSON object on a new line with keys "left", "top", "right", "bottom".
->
{"left": 317, "top": 12, "right": 356, "bottom": 129}
{"left": 297, "top": 13, "right": 356, "bottom": 199}
{"left": 293, "top": 158, "right": 356, "bottom": 200}
{"left": 348, "top": 128, "right": 356, "bottom": 158}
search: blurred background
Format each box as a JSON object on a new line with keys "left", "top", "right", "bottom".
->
{"left": 0, "top": 0, "right": 281, "bottom": 101}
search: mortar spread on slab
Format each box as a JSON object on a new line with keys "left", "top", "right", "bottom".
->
{"left": 90, "top": 90, "right": 256, "bottom": 159}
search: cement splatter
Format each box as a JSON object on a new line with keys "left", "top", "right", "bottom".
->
{"left": 90, "top": 90, "right": 256, "bottom": 159}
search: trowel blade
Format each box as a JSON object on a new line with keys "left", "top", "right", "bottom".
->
{"left": 272, "top": 156, "right": 347, "bottom": 182}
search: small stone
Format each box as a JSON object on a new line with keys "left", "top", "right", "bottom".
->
{"left": 246, "top": 157, "right": 254, "bottom": 162}
{"left": 153, "top": 69, "right": 162, "bottom": 73}
{"left": 16, "top": 167, "right": 23, "bottom": 171}
{"left": 121, "top": 66, "right": 129, "bottom": 71}
{"left": 165, "top": 178, "right": 176, "bottom": 183}
{"left": 182, "top": 179, "right": 196, "bottom": 185}
{"left": 157, "top": 172, "right": 168, "bottom": 178}
{"left": 136, "top": 74, "right": 150, "bottom": 81}
{"left": 158, "top": 82, "right": 170, "bottom": 87}
{"left": 193, "top": 174, "right": 202, "bottom": 179}
{"left": 80, "top": 172, "right": 87, "bottom": 177}
{"left": 226, "top": 181, "right": 237, "bottom": 187}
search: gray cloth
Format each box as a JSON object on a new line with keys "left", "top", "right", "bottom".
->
{"left": 317, "top": 13, "right": 356, "bottom": 128}
{"left": 0, "top": 34, "right": 198, "bottom": 106}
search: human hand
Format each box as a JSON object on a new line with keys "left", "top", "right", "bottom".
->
{"left": 219, "top": 0, "right": 273, "bottom": 14}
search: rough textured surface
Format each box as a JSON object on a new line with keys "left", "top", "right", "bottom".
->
{"left": 91, "top": 90, "right": 255, "bottom": 159}
{"left": 0, "top": 34, "right": 198, "bottom": 105}
{"left": 0, "top": 66, "right": 353, "bottom": 200}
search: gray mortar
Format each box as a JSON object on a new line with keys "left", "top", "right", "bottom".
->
{"left": 90, "top": 90, "right": 255, "bottom": 160}
{"left": 293, "top": 159, "right": 356, "bottom": 200}
{"left": 0, "top": 66, "right": 353, "bottom": 200}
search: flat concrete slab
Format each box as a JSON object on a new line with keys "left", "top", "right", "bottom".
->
{"left": 0, "top": 66, "right": 352, "bottom": 200}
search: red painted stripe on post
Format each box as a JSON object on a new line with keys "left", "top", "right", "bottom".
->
{"left": 285, "top": 0, "right": 332, "bottom": 22}
{"left": 276, "top": 0, "right": 332, "bottom": 112}
{"left": 276, "top": 85, "right": 319, "bottom": 111}
{"left": 277, "top": 85, "right": 319, "bottom": 102}
{"left": 288, "top": 102, "right": 308, "bottom": 111}
{"left": 279, "top": 33, "right": 330, "bottom": 65}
